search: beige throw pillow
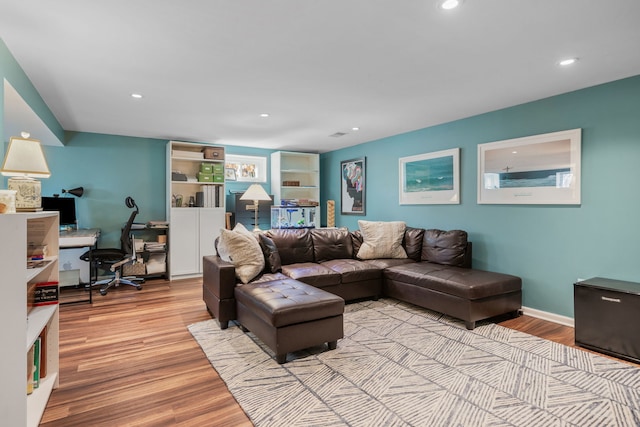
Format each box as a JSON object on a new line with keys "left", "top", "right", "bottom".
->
{"left": 217, "top": 223, "right": 265, "bottom": 284}
{"left": 357, "top": 220, "right": 408, "bottom": 260}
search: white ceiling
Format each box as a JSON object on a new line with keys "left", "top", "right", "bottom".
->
{"left": 1, "top": 1, "right": 639, "bottom": 153}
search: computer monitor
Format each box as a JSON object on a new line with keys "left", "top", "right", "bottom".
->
{"left": 41, "top": 196, "right": 77, "bottom": 228}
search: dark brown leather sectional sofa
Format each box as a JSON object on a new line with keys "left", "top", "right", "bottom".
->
{"left": 203, "top": 226, "right": 522, "bottom": 331}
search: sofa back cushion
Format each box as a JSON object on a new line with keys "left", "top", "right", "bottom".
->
{"left": 265, "top": 228, "right": 314, "bottom": 265}
{"left": 217, "top": 224, "right": 265, "bottom": 284}
{"left": 258, "top": 233, "right": 282, "bottom": 273}
{"left": 311, "top": 227, "right": 353, "bottom": 262}
{"left": 421, "top": 229, "right": 468, "bottom": 267}
{"left": 351, "top": 226, "right": 423, "bottom": 261}
{"left": 356, "top": 220, "right": 408, "bottom": 260}
{"left": 403, "top": 226, "right": 425, "bottom": 262}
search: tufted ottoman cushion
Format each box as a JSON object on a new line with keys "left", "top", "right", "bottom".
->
{"left": 235, "top": 278, "right": 344, "bottom": 363}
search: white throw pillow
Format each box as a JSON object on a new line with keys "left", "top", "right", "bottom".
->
{"left": 217, "top": 223, "right": 265, "bottom": 284}
{"left": 357, "top": 220, "right": 408, "bottom": 260}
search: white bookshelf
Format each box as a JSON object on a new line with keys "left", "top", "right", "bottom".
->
{"left": 166, "top": 141, "right": 226, "bottom": 278}
{"left": 0, "top": 211, "right": 60, "bottom": 427}
{"left": 271, "top": 151, "right": 321, "bottom": 226}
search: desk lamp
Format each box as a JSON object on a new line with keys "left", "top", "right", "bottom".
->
{"left": 62, "top": 187, "right": 84, "bottom": 198}
{"left": 240, "top": 184, "right": 272, "bottom": 231}
{"left": 1, "top": 133, "right": 50, "bottom": 211}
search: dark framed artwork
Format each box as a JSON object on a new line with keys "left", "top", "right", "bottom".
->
{"left": 341, "top": 157, "right": 366, "bottom": 215}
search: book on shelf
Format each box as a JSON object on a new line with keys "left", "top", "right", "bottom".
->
{"left": 27, "top": 345, "right": 35, "bottom": 395}
{"left": 33, "top": 337, "right": 41, "bottom": 389}
{"left": 200, "top": 184, "right": 224, "bottom": 208}
{"left": 39, "top": 327, "right": 48, "bottom": 378}
{"left": 27, "top": 244, "right": 48, "bottom": 260}
{"left": 144, "top": 242, "right": 166, "bottom": 252}
{"left": 34, "top": 281, "right": 59, "bottom": 306}
{"left": 27, "top": 259, "right": 52, "bottom": 269}
{"left": 147, "top": 220, "right": 169, "bottom": 228}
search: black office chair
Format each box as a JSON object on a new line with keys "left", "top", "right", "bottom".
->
{"left": 81, "top": 196, "right": 144, "bottom": 296}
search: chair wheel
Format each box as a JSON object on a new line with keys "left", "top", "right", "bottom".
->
{"left": 100, "top": 289, "right": 107, "bottom": 296}
{"left": 136, "top": 286, "right": 142, "bottom": 290}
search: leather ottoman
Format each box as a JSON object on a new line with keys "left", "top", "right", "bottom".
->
{"left": 235, "top": 278, "right": 345, "bottom": 363}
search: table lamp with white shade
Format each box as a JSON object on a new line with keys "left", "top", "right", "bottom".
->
{"left": 1, "top": 133, "right": 50, "bottom": 211}
{"left": 240, "top": 183, "right": 272, "bottom": 231}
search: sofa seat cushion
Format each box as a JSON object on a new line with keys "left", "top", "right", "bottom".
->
{"left": 385, "top": 262, "right": 521, "bottom": 300}
{"left": 320, "top": 259, "right": 381, "bottom": 284}
{"left": 281, "top": 262, "right": 341, "bottom": 288}
{"left": 365, "top": 258, "right": 416, "bottom": 270}
{"left": 235, "top": 278, "right": 344, "bottom": 328}
{"left": 249, "top": 272, "right": 290, "bottom": 285}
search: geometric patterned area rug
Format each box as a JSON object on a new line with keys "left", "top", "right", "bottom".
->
{"left": 188, "top": 299, "right": 640, "bottom": 427}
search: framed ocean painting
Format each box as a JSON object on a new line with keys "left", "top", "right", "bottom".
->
{"left": 477, "top": 128, "right": 581, "bottom": 205}
{"left": 399, "top": 148, "right": 460, "bottom": 205}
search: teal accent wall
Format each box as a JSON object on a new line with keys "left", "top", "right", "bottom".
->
{"left": 40, "top": 134, "right": 275, "bottom": 248}
{"left": 41, "top": 132, "right": 166, "bottom": 247}
{"left": 321, "top": 75, "right": 640, "bottom": 318}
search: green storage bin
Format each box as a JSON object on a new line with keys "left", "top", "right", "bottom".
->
{"left": 213, "top": 174, "right": 224, "bottom": 183}
{"left": 197, "top": 172, "right": 213, "bottom": 182}
{"left": 200, "top": 163, "right": 213, "bottom": 174}
{"left": 212, "top": 164, "right": 224, "bottom": 174}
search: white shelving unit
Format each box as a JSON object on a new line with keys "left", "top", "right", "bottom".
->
{"left": 166, "top": 141, "right": 226, "bottom": 278}
{"left": 271, "top": 151, "right": 321, "bottom": 226}
{"left": 0, "top": 212, "right": 59, "bottom": 427}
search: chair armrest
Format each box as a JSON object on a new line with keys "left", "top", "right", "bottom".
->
{"left": 203, "top": 255, "right": 237, "bottom": 300}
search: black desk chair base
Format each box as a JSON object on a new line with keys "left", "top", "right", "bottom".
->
{"left": 92, "top": 272, "right": 144, "bottom": 296}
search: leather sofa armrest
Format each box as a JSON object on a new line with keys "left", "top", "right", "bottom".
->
{"left": 203, "top": 255, "right": 237, "bottom": 300}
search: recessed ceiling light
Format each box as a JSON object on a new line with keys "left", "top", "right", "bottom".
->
{"left": 260, "top": 113, "right": 270, "bottom": 118}
{"left": 438, "top": 0, "right": 463, "bottom": 10}
{"left": 352, "top": 127, "right": 360, "bottom": 131}
{"left": 559, "top": 58, "right": 578, "bottom": 66}
{"left": 131, "top": 93, "right": 143, "bottom": 99}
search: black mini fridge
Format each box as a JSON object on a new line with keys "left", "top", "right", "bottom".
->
{"left": 574, "top": 277, "right": 640, "bottom": 363}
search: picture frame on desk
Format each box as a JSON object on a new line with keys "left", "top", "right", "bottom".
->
{"left": 225, "top": 168, "right": 237, "bottom": 181}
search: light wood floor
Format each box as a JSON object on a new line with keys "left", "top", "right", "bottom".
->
{"left": 41, "top": 278, "right": 636, "bottom": 426}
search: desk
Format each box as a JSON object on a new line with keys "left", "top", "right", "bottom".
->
{"left": 59, "top": 228, "right": 100, "bottom": 304}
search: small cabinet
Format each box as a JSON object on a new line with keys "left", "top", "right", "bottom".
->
{"left": 574, "top": 277, "right": 640, "bottom": 363}
{"left": 229, "top": 191, "right": 273, "bottom": 230}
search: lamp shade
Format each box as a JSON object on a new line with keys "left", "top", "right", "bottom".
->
{"left": 240, "top": 184, "right": 271, "bottom": 202}
{"left": 1, "top": 136, "right": 50, "bottom": 178}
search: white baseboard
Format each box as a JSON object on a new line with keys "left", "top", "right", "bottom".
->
{"left": 521, "top": 306, "right": 574, "bottom": 328}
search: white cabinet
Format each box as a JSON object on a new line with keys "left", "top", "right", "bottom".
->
{"left": 167, "top": 141, "right": 226, "bottom": 278}
{"left": 0, "top": 212, "right": 59, "bottom": 427}
{"left": 270, "top": 151, "right": 320, "bottom": 226}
